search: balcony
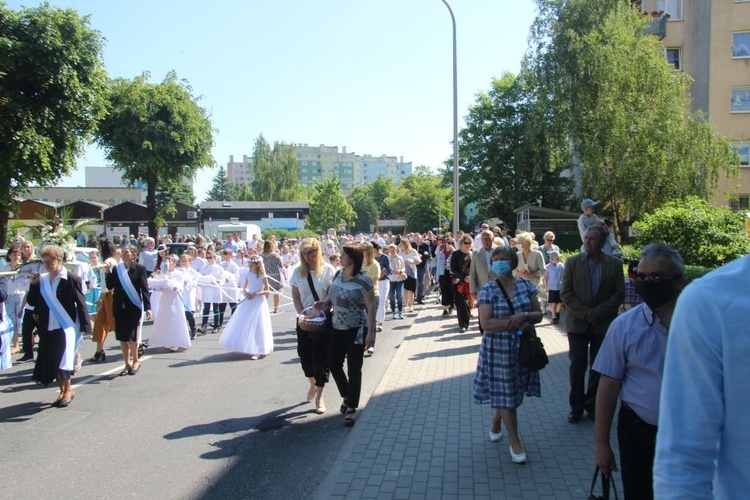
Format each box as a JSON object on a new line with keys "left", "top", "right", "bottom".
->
{"left": 645, "top": 17, "right": 667, "bottom": 39}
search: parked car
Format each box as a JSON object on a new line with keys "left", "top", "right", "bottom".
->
{"left": 166, "top": 242, "right": 190, "bottom": 256}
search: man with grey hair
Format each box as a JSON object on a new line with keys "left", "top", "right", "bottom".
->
{"left": 593, "top": 243, "right": 685, "bottom": 500}
{"left": 561, "top": 224, "right": 625, "bottom": 423}
{"left": 138, "top": 237, "right": 158, "bottom": 277}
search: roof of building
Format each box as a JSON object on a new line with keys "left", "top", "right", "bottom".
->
{"left": 199, "top": 201, "right": 310, "bottom": 209}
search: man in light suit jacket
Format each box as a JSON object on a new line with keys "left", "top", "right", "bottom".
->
{"left": 561, "top": 225, "right": 624, "bottom": 423}
{"left": 470, "top": 230, "right": 499, "bottom": 332}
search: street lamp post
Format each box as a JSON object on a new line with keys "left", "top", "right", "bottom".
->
{"left": 441, "top": 0, "right": 460, "bottom": 234}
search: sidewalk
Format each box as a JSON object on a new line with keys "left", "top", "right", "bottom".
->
{"left": 315, "top": 298, "right": 622, "bottom": 499}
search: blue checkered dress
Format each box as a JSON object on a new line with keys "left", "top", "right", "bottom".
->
{"left": 472, "top": 278, "right": 541, "bottom": 409}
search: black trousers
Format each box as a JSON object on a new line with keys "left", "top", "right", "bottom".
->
{"left": 296, "top": 323, "right": 330, "bottom": 387}
{"left": 618, "top": 404, "right": 658, "bottom": 500}
{"left": 438, "top": 274, "right": 454, "bottom": 307}
{"left": 328, "top": 326, "right": 364, "bottom": 408}
{"left": 453, "top": 285, "right": 470, "bottom": 329}
{"left": 21, "top": 310, "right": 37, "bottom": 358}
{"left": 185, "top": 311, "right": 196, "bottom": 336}
{"left": 202, "top": 303, "right": 219, "bottom": 328}
{"left": 567, "top": 326, "right": 604, "bottom": 415}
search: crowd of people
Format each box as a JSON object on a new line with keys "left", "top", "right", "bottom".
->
{"left": 1, "top": 197, "right": 747, "bottom": 496}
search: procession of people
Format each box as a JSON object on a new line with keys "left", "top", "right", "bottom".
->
{"left": 2, "top": 217, "right": 749, "bottom": 497}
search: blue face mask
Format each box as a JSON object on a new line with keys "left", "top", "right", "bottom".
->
{"left": 492, "top": 260, "right": 512, "bottom": 276}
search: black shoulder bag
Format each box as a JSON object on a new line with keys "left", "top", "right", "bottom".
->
{"left": 496, "top": 279, "right": 549, "bottom": 371}
{"left": 305, "top": 271, "right": 334, "bottom": 340}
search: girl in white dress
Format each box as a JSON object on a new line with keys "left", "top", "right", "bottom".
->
{"left": 148, "top": 255, "right": 191, "bottom": 351}
{"left": 219, "top": 257, "right": 273, "bottom": 359}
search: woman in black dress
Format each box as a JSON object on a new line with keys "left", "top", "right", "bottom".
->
{"left": 105, "top": 245, "right": 152, "bottom": 376}
{"left": 450, "top": 234, "right": 473, "bottom": 332}
{"left": 26, "top": 245, "right": 91, "bottom": 406}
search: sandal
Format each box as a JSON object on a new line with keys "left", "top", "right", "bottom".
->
{"left": 344, "top": 407, "right": 356, "bottom": 427}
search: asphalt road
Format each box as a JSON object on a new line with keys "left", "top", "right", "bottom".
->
{"left": 0, "top": 295, "right": 417, "bottom": 500}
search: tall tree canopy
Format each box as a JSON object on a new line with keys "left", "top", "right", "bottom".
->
{"left": 527, "top": 0, "right": 737, "bottom": 234}
{"left": 387, "top": 167, "right": 453, "bottom": 233}
{"left": 206, "top": 166, "right": 231, "bottom": 201}
{"left": 0, "top": 3, "right": 107, "bottom": 247}
{"left": 307, "top": 177, "right": 356, "bottom": 233}
{"left": 251, "top": 135, "right": 300, "bottom": 201}
{"left": 451, "top": 71, "right": 572, "bottom": 224}
{"left": 96, "top": 71, "right": 214, "bottom": 237}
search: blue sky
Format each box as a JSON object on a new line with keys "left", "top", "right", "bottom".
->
{"left": 8, "top": 0, "right": 538, "bottom": 202}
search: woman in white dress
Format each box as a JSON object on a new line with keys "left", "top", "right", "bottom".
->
{"left": 219, "top": 257, "right": 273, "bottom": 359}
{"left": 148, "top": 255, "right": 191, "bottom": 351}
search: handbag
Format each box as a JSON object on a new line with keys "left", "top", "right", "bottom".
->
{"left": 587, "top": 467, "right": 619, "bottom": 500}
{"left": 496, "top": 279, "right": 549, "bottom": 371}
{"left": 304, "top": 271, "right": 333, "bottom": 340}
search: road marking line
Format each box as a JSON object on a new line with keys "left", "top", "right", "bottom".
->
{"left": 72, "top": 355, "right": 153, "bottom": 389}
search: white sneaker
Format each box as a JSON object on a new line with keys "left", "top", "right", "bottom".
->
{"left": 397, "top": 312, "right": 404, "bottom": 320}
{"left": 366, "top": 346, "right": 375, "bottom": 355}
{"left": 392, "top": 313, "right": 398, "bottom": 320}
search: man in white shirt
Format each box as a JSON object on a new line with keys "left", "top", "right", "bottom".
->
{"left": 653, "top": 255, "right": 750, "bottom": 499}
{"left": 473, "top": 223, "right": 490, "bottom": 249}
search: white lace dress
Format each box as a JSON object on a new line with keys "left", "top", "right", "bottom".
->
{"left": 219, "top": 273, "right": 273, "bottom": 356}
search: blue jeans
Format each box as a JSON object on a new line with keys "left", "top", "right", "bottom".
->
{"left": 389, "top": 280, "right": 404, "bottom": 314}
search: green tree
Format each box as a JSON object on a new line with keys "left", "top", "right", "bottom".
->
{"left": 348, "top": 186, "right": 378, "bottom": 233}
{"left": 307, "top": 177, "right": 356, "bottom": 233}
{"left": 527, "top": 0, "right": 737, "bottom": 237}
{"left": 450, "top": 72, "right": 572, "bottom": 225}
{"left": 155, "top": 178, "right": 196, "bottom": 217}
{"left": 386, "top": 167, "right": 452, "bottom": 233}
{"left": 368, "top": 176, "right": 395, "bottom": 220}
{"left": 97, "top": 71, "right": 214, "bottom": 237}
{"left": 0, "top": 3, "right": 107, "bottom": 247}
{"left": 206, "top": 167, "right": 231, "bottom": 201}
{"left": 634, "top": 196, "right": 750, "bottom": 267}
{"left": 250, "top": 135, "right": 301, "bottom": 201}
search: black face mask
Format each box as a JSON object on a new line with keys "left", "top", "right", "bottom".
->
{"left": 634, "top": 280, "right": 680, "bottom": 310}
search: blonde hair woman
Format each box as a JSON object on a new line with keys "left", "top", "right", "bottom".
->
{"left": 289, "top": 238, "right": 337, "bottom": 414}
{"left": 513, "top": 233, "right": 545, "bottom": 289}
{"left": 398, "top": 238, "right": 421, "bottom": 313}
{"left": 360, "top": 242, "right": 381, "bottom": 354}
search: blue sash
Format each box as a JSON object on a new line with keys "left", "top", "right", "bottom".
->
{"left": 39, "top": 274, "right": 76, "bottom": 371}
{"left": 116, "top": 262, "right": 143, "bottom": 309}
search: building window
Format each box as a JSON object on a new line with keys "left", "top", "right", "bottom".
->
{"left": 730, "top": 195, "right": 750, "bottom": 211}
{"left": 301, "top": 161, "right": 307, "bottom": 166}
{"left": 732, "top": 32, "right": 750, "bottom": 58}
{"left": 730, "top": 87, "right": 750, "bottom": 113}
{"left": 665, "top": 48, "right": 681, "bottom": 69}
{"left": 657, "top": 0, "right": 682, "bottom": 20}
{"left": 734, "top": 142, "right": 750, "bottom": 166}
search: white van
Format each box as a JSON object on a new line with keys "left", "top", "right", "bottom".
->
{"left": 216, "top": 223, "right": 262, "bottom": 242}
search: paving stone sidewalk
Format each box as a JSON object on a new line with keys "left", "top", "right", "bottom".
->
{"left": 314, "top": 300, "right": 623, "bottom": 499}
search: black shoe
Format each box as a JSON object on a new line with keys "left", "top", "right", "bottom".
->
{"left": 17, "top": 355, "right": 34, "bottom": 363}
{"left": 586, "top": 410, "right": 596, "bottom": 420}
{"left": 442, "top": 310, "right": 449, "bottom": 316}
{"left": 568, "top": 411, "right": 582, "bottom": 423}
{"left": 416, "top": 299, "right": 424, "bottom": 305}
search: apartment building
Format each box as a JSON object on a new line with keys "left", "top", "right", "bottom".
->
{"left": 227, "top": 144, "right": 413, "bottom": 193}
{"left": 642, "top": 0, "right": 750, "bottom": 209}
